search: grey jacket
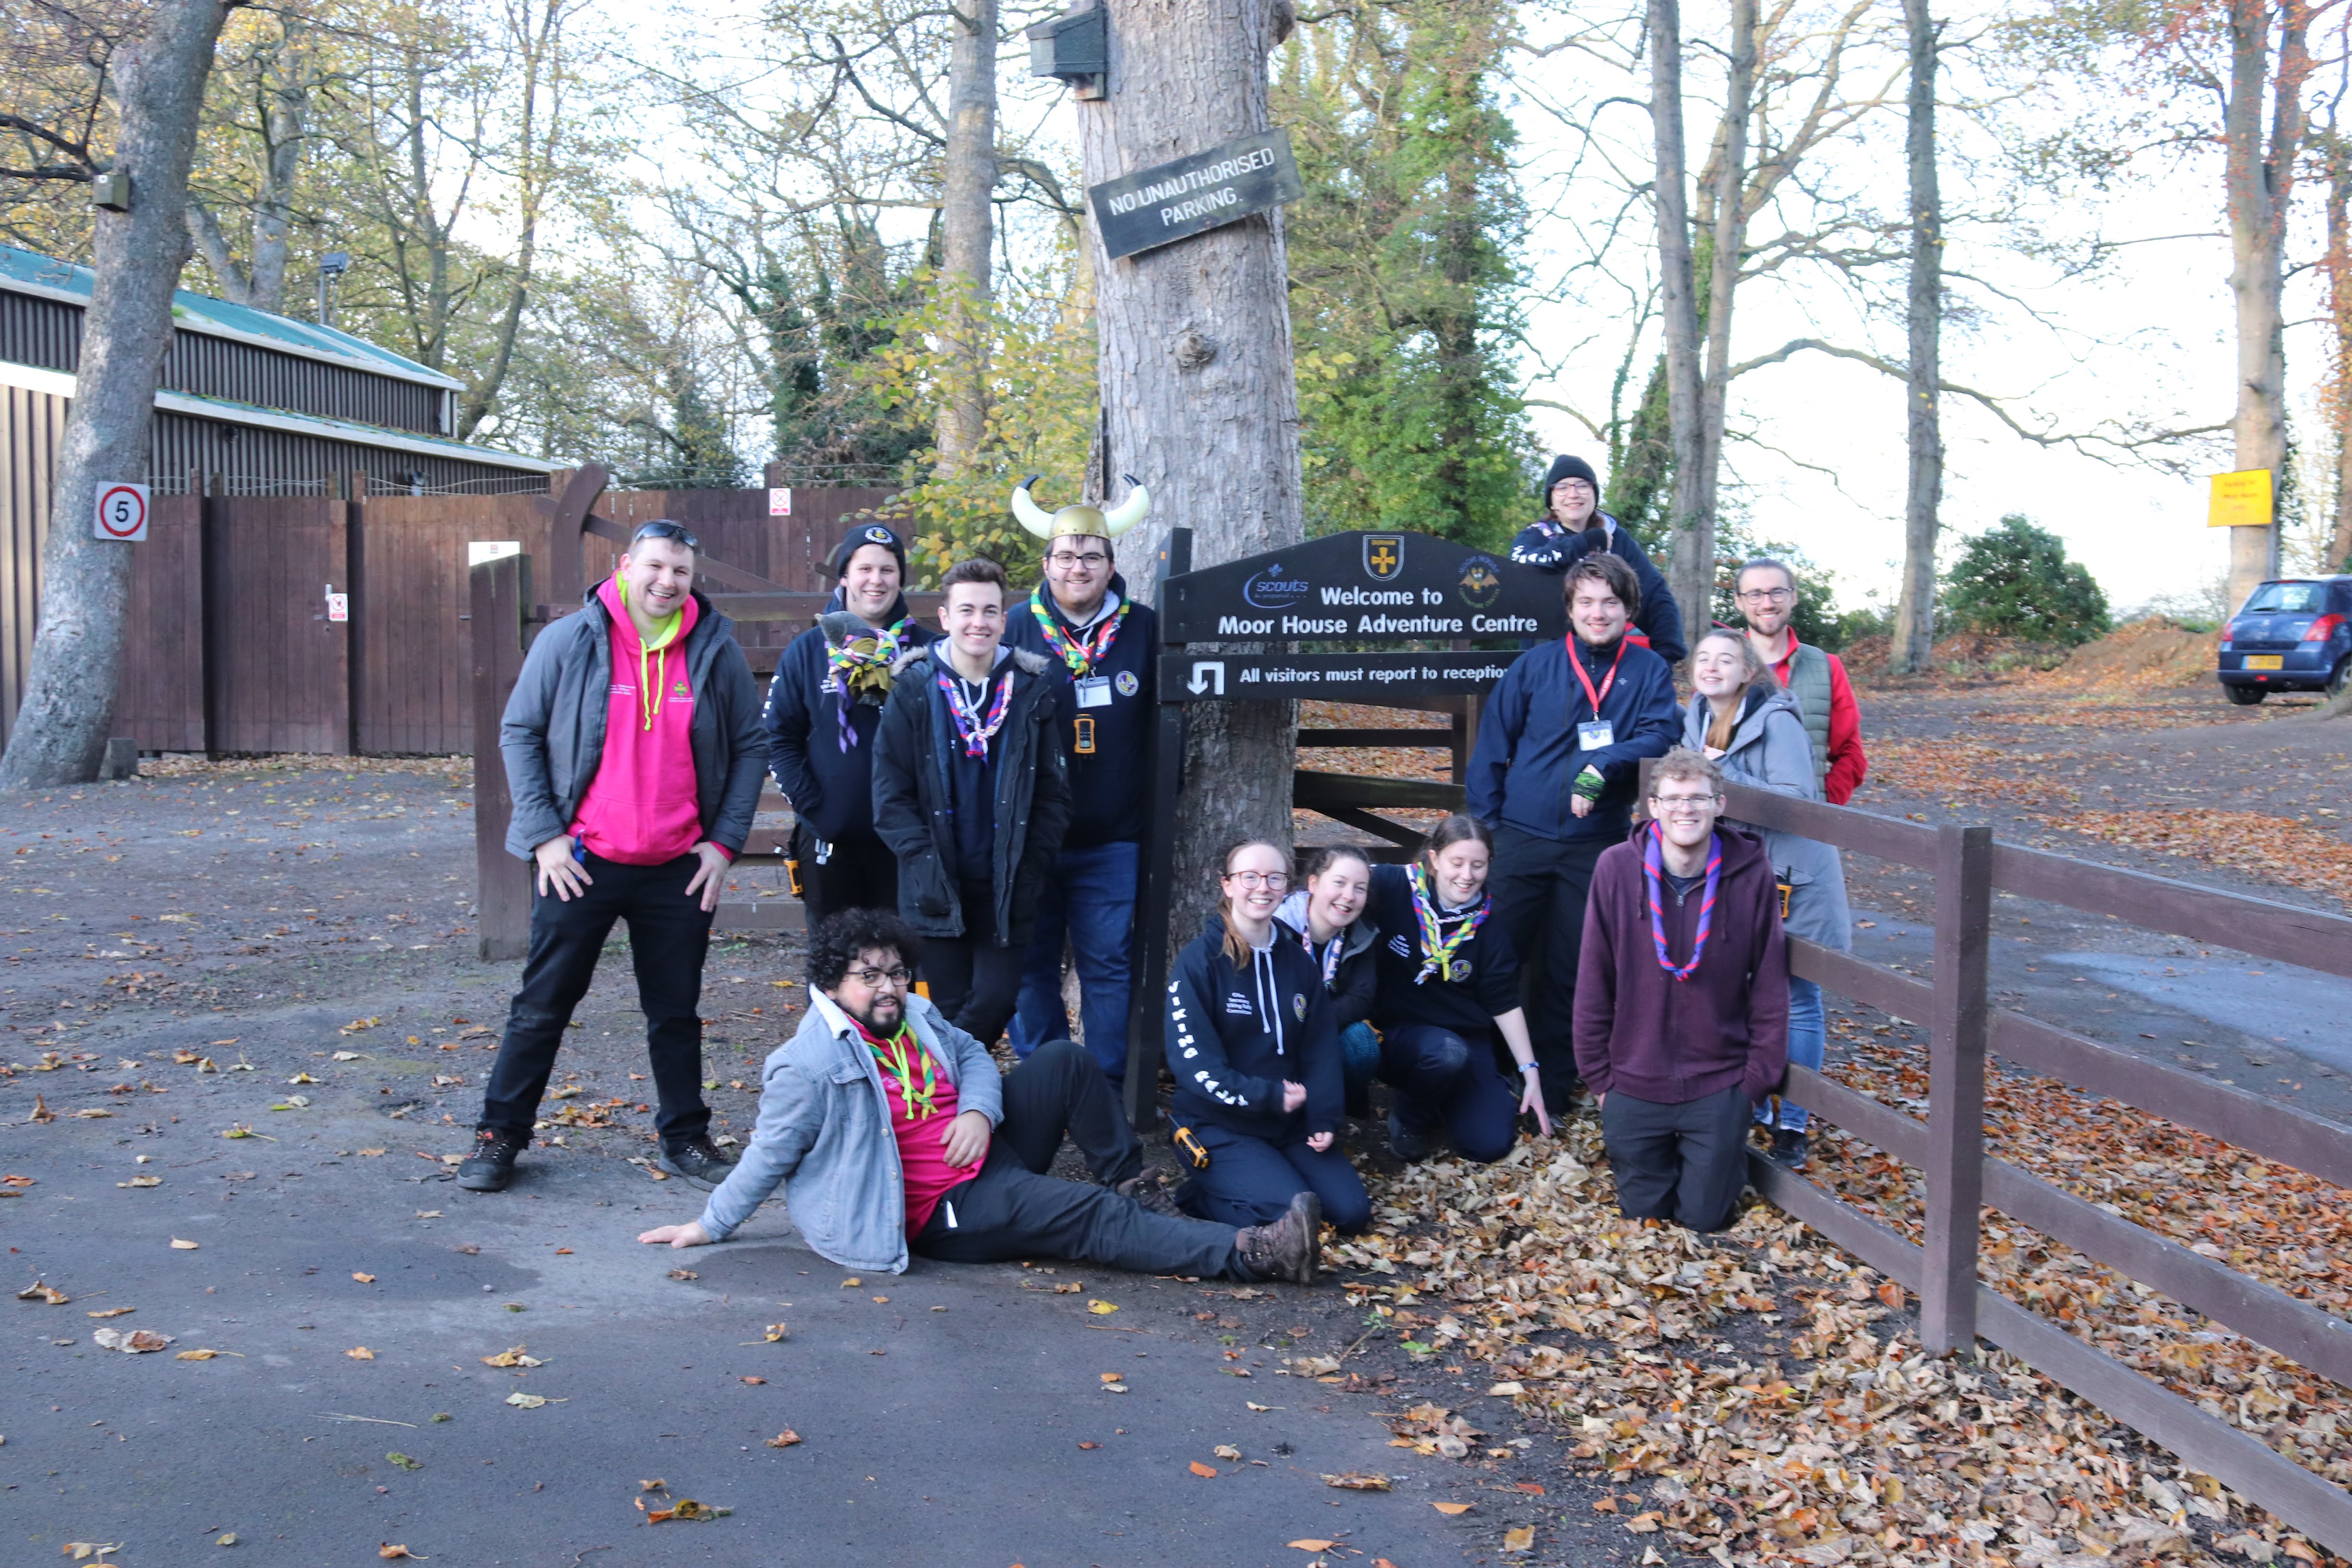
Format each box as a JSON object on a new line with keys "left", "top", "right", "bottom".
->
{"left": 1680, "top": 688, "right": 1853, "bottom": 950}
{"left": 694, "top": 989, "right": 1004, "bottom": 1272}
{"left": 499, "top": 587, "right": 768, "bottom": 860}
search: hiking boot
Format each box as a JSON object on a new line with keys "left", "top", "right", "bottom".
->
{"left": 657, "top": 1136, "right": 738, "bottom": 1191}
{"left": 1115, "top": 1169, "right": 1184, "bottom": 1218}
{"left": 1387, "top": 1111, "right": 1434, "bottom": 1164}
{"left": 1768, "top": 1126, "right": 1809, "bottom": 1171}
{"left": 457, "top": 1128, "right": 526, "bottom": 1192}
{"left": 1234, "top": 1191, "right": 1321, "bottom": 1286}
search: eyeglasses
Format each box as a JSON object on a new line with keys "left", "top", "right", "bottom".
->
{"left": 1224, "top": 871, "right": 1291, "bottom": 890}
{"left": 847, "top": 965, "right": 913, "bottom": 988}
{"left": 1048, "top": 549, "right": 1110, "bottom": 568}
{"left": 630, "top": 521, "right": 699, "bottom": 550}
{"left": 1649, "top": 793, "right": 1721, "bottom": 815}
{"left": 1736, "top": 586, "right": 1793, "bottom": 604}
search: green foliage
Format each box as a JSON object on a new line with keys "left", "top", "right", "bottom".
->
{"left": 1278, "top": 0, "right": 1535, "bottom": 548}
{"left": 1941, "top": 514, "right": 2111, "bottom": 645}
{"left": 1604, "top": 357, "right": 1673, "bottom": 549}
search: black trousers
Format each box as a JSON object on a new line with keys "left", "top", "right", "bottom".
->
{"left": 1489, "top": 824, "right": 1612, "bottom": 1113}
{"left": 913, "top": 1040, "right": 1238, "bottom": 1278}
{"left": 1379, "top": 1024, "right": 1518, "bottom": 1165}
{"left": 921, "top": 878, "right": 1026, "bottom": 1047}
{"left": 479, "top": 851, "right": 713, "bottom": 1152}
{"left": 790, "top": 821, "right": 898, "bottom": 935}
{"left": 1600, "top": 1085, "right": 1753, "bottom": 1232}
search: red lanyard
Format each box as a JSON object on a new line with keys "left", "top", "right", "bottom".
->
{"left": 1567, "top": 637, "right": 1627, "bottom": 721}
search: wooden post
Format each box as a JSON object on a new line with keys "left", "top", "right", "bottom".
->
{"left": 471, "top": 553, "right": 533, "bottom": 962}
{"left": 1920, "top": 822, "right": 1993, "bottom": 1353}
{"left": 342, "top": 471, "right": 366, "bottom": 757}
{"left": 198, "top": 471, "right": 222, "bottom": 759}
{"left": 1123, "top": 525, "right": 1192, "bottom": 1130}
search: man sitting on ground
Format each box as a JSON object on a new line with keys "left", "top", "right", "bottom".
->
{"left": 636, "top": 909, "right": 1320, "bottom": 1283}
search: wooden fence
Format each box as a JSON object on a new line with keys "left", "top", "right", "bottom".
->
{"left": 1671, "top": 767, "right": 2352, "bottom": 1555}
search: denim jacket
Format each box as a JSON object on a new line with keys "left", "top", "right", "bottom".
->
{"left": 693, "top": 989, "right": 1005, "bottom": 1272}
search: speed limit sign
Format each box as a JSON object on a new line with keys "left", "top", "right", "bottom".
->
{"left": 94, "top": 483, "right": 149, "bottom": 542}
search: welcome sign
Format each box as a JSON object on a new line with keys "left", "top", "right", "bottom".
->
{"left": 1089, "top": 129, "right": 1306, "bottom": 262}
{"left": 1160, "top": 530, "right": 1566, "bottom": 644}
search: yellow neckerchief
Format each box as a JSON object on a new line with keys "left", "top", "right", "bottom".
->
{"left": 616, "top": 572, "right": 685, "bottom": 731}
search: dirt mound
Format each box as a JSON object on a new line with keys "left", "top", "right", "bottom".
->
{"left": 2035, "top": 617, "right": 2212, "bottom": 692}
{"left": 1842, "top": 630, "right": 2067, "bottom": 685}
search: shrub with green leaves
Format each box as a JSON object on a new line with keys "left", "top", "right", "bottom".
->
{"left": 1941, "top": 515, "right": 2110, "bottom": 646}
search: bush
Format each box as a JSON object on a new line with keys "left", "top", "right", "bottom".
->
{"left": 1940, "top": 515, "right": 2109, "bottom": 646}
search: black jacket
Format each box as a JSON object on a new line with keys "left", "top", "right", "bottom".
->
{"left": 1365, "top": 863, "right": 1522, "bottom": 1039}
{"left": 1002, "top": 576, "right": 1158, "bottom": 848}
{"left": 1165, "top": 917, "right": 1344, "bottom": 1142}
{"left": 1506, "top": 514, "right": 1688, "bottom": 664}
{"left": 871, "top": 645, "right": 1072, "bottom": 945}
{"left": 1467, "top": 634, "right": 1682, "bottom": 842}
{"left": 763, "top": 591, "right": 935, "bottom": 844}
{"left": 1273, "top": 889, "right": 1380, "bottom": 1030}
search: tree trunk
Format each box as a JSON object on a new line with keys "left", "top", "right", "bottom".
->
{"left": 0, "top": 0, "right": 232, "bottom": 789}
{"left": 1684, "top": 0, "right": 1755, "bottom": 636}
{"left": 1649, "top": 0, "right": 1707, "bottom": 638}
{"left": 1892, "top": 0, "right": 1943, "bottom": 673}
{"left": 935, "top": 0, "right": 999, "bottom": 473}
{"left": 1077, "top": 0, "right": 1305, "bottom": 938}
{"left": 2222, "top": 0, "right": 2303, "bottom": 613}
{"left": 2324, "top": 131, "right": 2352, "bottom": 574}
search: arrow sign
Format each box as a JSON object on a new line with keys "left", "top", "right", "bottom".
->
{"left": 1188, "top": 661, "right": 1226, "bottom": 696}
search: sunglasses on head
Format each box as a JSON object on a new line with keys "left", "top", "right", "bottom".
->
{"left": 630, "top": 521, "right": 698, "bottom": 550}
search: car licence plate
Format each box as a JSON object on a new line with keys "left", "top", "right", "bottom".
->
{"left": 2246, "top": 655, "right": 2284, "bottom": 669}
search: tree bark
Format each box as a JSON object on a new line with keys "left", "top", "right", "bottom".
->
{"left": 934, "top": 0, "right": 999, "bottom": 473}
{"left": 1, "top": 0, "right": 232, "bottom": 789}
{"left": 1892, "top": 0, "right": 1943, "bottom": 673}
{"left": 1078, "top": 0, "right": 1305, "bottom": 939}
{"left": 2324, "top": 130, "right": 2352, "bottom": 574}
{"left": 2222, "top": 0, "right": 2304, "bottom": 613}
{"left": 186, "top": 16, "right": 314, "bottom": 315}
{"left": 1649, "top": 0, "right": 1707, "bottom": 639}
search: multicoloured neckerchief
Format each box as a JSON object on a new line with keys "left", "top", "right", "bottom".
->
{"left": 935, "top": 663, "right": 1014, "bottom": 758}
{"left": 1410, "top": 866, "right": 1488, "bottom": 985}
{"left": 1297, "top": 923, "right": 1343, "bottom": 989}
{"left": 854, "top": 1017, "right": 937, "bottom": 1121}
{"left": 1642, "top": 822, "right": 1723, "bottom": 982}
{"left": 1030, "top": 586, "right": 1128, "bottom": 678}
{"left": 824, "top": 616, "right": 914, "bottom": 752}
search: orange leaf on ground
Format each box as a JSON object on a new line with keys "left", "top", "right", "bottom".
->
{"left": 1876, "top": 1280, "right": 1905, "bottom": 1310}
{"left": 1288, "top": 1542, "right": 1337, "bottom": 1553}
{"left": 1433, "top": 1501, "right": 1473, "bottom": 1515}
{"left": 346, "top": 1346, "right": 375, "bottom": 1360}
{"left": 764, "top": 1430, "right": 801, "bottom": 1448}
{"left": 1188, "top": 1461, "right": 1217, "bottom": 1477}
{"left": 353, "top": 1272, "right": 376, "bottom": 1284}
{"left": 740, "top": 1376, "right": 765, "bottom": 1385}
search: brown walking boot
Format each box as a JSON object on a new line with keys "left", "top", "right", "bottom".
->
{"left": 1234, "top": 1191, "right": 1321, "bottom": 1285}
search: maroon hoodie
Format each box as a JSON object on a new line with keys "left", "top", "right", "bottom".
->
{"left": 1572, "top": 820, "right": 1789, "bottom": 1104}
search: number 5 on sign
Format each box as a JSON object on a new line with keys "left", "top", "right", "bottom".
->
{"left": 94, "top": 482, "right": 149, "bottom": 542}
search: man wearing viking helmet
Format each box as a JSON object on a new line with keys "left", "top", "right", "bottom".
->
{"left": 763, "top": 524, "right": 937, "bottom": 931}
{"left": 1003, "top": 473, "right": 1157, "bottom": 1092}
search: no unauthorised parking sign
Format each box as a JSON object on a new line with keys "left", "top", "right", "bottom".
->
{"left": 94, "top": 482, "right": 149, "bottom": 542}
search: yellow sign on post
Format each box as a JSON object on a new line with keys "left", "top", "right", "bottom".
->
{"left": 2208, "top": 468, "right": 2274, "bottom": 528}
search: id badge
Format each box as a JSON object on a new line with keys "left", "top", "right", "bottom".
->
{"left": 1576, "top": 719, "right": 1615, "bottom": 750}
{"left": 1074, "top": 676, "right": 1112, "bottom": 709}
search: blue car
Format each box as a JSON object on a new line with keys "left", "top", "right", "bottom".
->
{"left": 2217, "top": 575, "right": 2352, "bottom": 704}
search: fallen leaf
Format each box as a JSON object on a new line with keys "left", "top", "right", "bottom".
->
{"left": 287, "top": 1072, "right": 316, "bottom": 1084}
{"left": 1189, "top": 1461, "right": 1217, "bottom": 1477}
{"left": 840, "top": 1277, "right": 861, "bottom": 1287}
{"left": 551, "top": 1246, "right": 569, "bottom": 1254}
{"left": 1876, "top": 1279, "right": 1906, "bottom": 1310}
{"left": 762, "top": 1324, "right": 788, "bottom": 1342}
{"left": 346, "top": 1346, "right": 375, "bottom": 1360}
{"left": 417, "top": 1211, "right": 444, "bottom": 1220}
{"left": 504, "top": 1392, "right": 546, "bottom": 1409}
{"left": 27, "top": 1095, "right": 54, "bottom": 1122}
{"left": 1214, "top": 1444, "right": 1243, "bottom": 1460}
{"left": 86, "top": 1306, "right": 134, "bottom": 1318}
{"left": 72, "top": 1108, "right": 114, "bottom": 1119}
{"left": 1625, "top": 1511, "right": 1664, "bottom": 1534}
{"left": 1593, "top": 1497, "right": 1618, "bottom": 1514}
{"left": 765, "top": 1430, "right": 801, "bottom": 1448}
{"left": 640, "top": 1478, "right": 667, "bottom": 1491}
{"left": 177, "top": 1349, "right": 220, "bottom": 1361}
{"left": 1514, "top": 1482, "right": 1546, "bottom": 1495}
{"left": 94, "top": 1327, "right": 172, "bottom": 1353}
{"left": 1077, "top": 1441, "right": 1100, "bottom": 1449}
{"left": 1246, "top": 1401, "right": 1273, "bottom": 1412}
{"left": 1087, "top": 1300, "right": 1119, "bottom": 1315}
{"left": 61, "top": 1545, "right": 119, "bottom": 1561}
{"left": 117, "top": 1176, "right": 161, "bottom": 1188}
{"left": 170, "top": 1238, "right": 199, "bottom": 1250}
{"left": 17, "top": 1281, "right": 68, "bottom": 1304}
{"left": 645, "top": 1498, "right": 728, "bottom": 1522}
{"left": 216, "top": 1532, "right": 237, "bottom": 1545}
{"left": 387, "top": 1451, "right": 423, "bottom": 1471}
{"left": 1486, "top": 1381, "right": 1525, "bottom": 1397}
{"left": 1503, "top": 1525, "right": 1535, "bottom": 1554}
{"left": 740, "top": 1376, "right": 765, "bottom": 1385}
{"left": 479, "top": 1346, "right": 543, "bottom": 1368}
{"left": 870, "top": 1295, "right": 888, "bottom": 1303}
{"left": 377, "top": 1546, "right": 419, "bottom": 1560}
{"left": 1432, "top": 1501, "right": 1473, "bottom": 1516}
{"left": 1052, "top": 1281, "right": 1083, "bottom": 1294}
{"left": 352, "top": 1272, "right": 376, "bottom": 1284}
{"left": 667, "top": 1268, "right": 698, "bottom": 1281}
{"left": 1322, "top": 1471, "right": 1393, "bottom": 1490}
{"left": 1288, "top": 1542, "right": 1338, "bottom": 1553}
{"left": 333, "top": 1050, "right": 363, "bottom": 1061}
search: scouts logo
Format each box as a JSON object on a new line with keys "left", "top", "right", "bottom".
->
{"left": 1457, "top": 553, "right": 1502, "bottom": 608}
{"left": 1115, "top": 670, "right": 1140, "bottom": 697}
{"left": 1244, "top": 562, "right": 1311, "bottom": 609}
{"left": 1293, "top": 993, "right": 1308, "bottom": 1022}
{"left": 861, "top": 525, "right": 895, "bottom": 547}
{"left": 1363, "top": 534, "right": 1405, "bottom": 581}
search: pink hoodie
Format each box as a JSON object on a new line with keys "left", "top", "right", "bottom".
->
{"left": 569, "top": 574, "right": 709, "bottom": 866}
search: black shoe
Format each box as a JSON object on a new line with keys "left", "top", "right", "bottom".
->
{"left": 457, "top": 1128, "right": 526, "bottom": 1192}
{"left": 657, "top": 1136, "right": 738, "bottom": 1191}
{"left": 1114, "top": 1170, "right": 1185, "bottom": 1218}
{"left": 1387, "top": 1111, "right": 1433, "bottom": 1164}
{"left": 1768, "top": 1126, "right": 1809, "bottom": 1171}
{"left": 1234, "top": 1191, "right": 1321, "bottom": 1285}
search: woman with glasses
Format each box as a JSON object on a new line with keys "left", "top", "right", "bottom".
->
{"left": 1163, "top": 841, "right": 1370, "bottom": 1236}
{"left": 1363, "top": 815, "right": 1551, "bottom": 1165}
{"left": 1682, "top": 629, "right": 1851, "bottom": 1170}
{"left": 1273, "top": 846, "right": 1382, "bottom": 1118}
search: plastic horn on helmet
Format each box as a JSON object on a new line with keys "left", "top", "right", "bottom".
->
{"left": 1102, "top": 474, "right": 1150, "bottom": 538}
{"left": 1010, "top": 474, "right": 1055, "bottom": 539}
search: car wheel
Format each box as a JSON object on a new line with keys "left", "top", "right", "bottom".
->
{"left": 2225, "top": 683, "right": 2267, "bottom": 706}
{"left": 2330, "top": 657, "right": 2351, "bottom": 698}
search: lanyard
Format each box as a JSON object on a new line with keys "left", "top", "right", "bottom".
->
{"left": 1642, "top": 822, "right": 1723, "bottom": 982}
{"left": 1031, "top": 587, "right": 1128, "bottom": 678}
{"left": 936, "top": 669, "right": 1013, "bottom": 758}
{"left": 1568, "top": 636, "right": 1627, "bottom": 722}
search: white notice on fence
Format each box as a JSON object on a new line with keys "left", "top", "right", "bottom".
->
{"left": 769, "top": 487, "right": 792, "bottom": 517}
{"left": 94, "top": 482, "right": 149, "bottom": 542}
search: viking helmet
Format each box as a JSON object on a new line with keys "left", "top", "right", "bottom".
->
{"left": 1011, "top": 473, "right": 1150, "bottom": 541}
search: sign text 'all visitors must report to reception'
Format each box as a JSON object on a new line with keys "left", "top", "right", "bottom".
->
{"left": 1089, "top": 129, "right": 1306, "bottom": 262}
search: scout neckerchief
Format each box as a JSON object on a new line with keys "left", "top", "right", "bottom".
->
{"left": 1297, "top": 921, "right": 1342, "bottom": 989}
{"left": 853, "top": 1016, "right": 937, "bottom": 1121}
{"left": 1568, "top": 634, "right": 1627, "bottom": 723}
{"left": 1410, "top": 866, "right": 1488, "bottom": 985}
{"left": 1031, "top": 585, "right": 1128, "bottom": 678}
{"left": 1642, "top": 821, "right": 1723, "bottom": 982}
{"left": 615, "top": 573, "right": 684, "bottom": 731}
{"left": 936, "top": 662, "right": 1014, "bottom": 758}
{"left": 824, "top": 616, "right": 914, "bottom": 752}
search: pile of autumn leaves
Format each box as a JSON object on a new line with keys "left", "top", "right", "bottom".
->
{"left": 1334, "top": 1096, "right": 2337, "bottom": 1568}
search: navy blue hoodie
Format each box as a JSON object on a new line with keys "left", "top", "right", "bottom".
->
{"left": 1003, "top": 574, "right": 1157, "bottom": 849}
{"left": 1507, "top": 514, "right": 1687, "bottom": 665}
{"left": 1165, "top": 915, "right": 1343, "bottom": 1143}
{"left": 1364, "top": 863, "right": 1522, "bottom": 1038}
{"left": 763, "top": 591, "right": 935, "bottom": 844}
{"left": 1467, "top": 635, "right": 1681, "bottom": 842}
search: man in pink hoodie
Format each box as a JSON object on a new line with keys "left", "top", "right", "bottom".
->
{"left": 462, "top": 521, "right": 768, "bottom": 1194}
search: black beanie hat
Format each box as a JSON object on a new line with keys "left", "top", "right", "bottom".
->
{"left": 828, "top": 523, "right": 909, "bottom": 579}
{"left": 1540, "top": 454, "right": 1600, "bottom": 495}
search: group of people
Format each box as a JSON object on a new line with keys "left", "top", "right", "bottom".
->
{"left": 458, "top": 455, "right": 1869, "bottom": 1288}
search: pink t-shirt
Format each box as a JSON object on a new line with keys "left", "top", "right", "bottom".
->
{"left": 856, "top": 1021, "right": 982, "bottom": 1234}
{"left": 570, "top": 575, "right": 706, "bottom": 865}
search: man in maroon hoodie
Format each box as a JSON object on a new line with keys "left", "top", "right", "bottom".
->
{"left": 1573, "top": 747, "right": 1788, "bottom": 1232}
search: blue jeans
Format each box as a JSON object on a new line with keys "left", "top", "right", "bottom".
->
{"left": 1759, "top": 975, "right": 1825, "bottom": 1132}
{"left": 1008, "top": 840, "right": 1139, "bottom": 1087}
{"left": 1339, "top": 1022, "right": 1380, "bottom": 1111}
